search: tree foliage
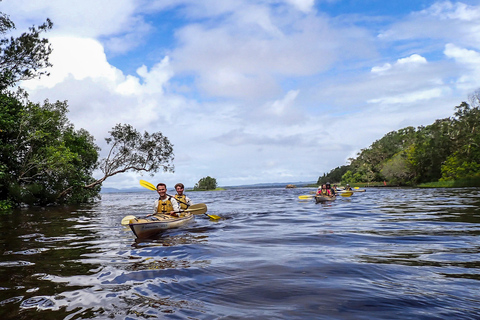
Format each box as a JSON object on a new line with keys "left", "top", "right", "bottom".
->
{"left": 0, "top": 92, "right": 175, "bottom": 206}
{"left": 318, "top": 89, "right": 480, "bottom": 186}
{"left": 0, "top": 11, "right": 53, "bottom": 90}
{"left": 0, "top": 10, "right": 176, "bottom": 207}
{"left": 317, "top": 165, "right": 350, "bottom": 185}
{"left": 0, "top": 93, "right": 100, "bottom": 205}
{"left": 92, "top": 124, "right": 175, "bottom": 188}
{"left": 194, "top": 176, "right": 217, "bottom": 190}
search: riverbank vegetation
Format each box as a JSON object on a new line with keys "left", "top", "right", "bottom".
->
{"left": 0, "top": 11, "right": 174, "bottom": 209}
{"left": 318, "top": 89, "right": 480, "bottom": 188}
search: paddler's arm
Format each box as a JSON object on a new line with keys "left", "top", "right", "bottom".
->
{"left": 169, "top": 198, "right": 181, "bottom": 216}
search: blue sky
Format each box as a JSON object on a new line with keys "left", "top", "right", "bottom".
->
{"left": 3, "top": 0, "right": 480, "bottom": 189}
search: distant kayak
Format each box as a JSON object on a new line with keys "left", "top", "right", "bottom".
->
{"left": 315, "top": 195, "right": 336, "bottom": 203}
{"left": 337, "top": 188, "right": 366, "bottom": 193}
{"left": 128, "top": 212, "right": 194, "bottom": 238}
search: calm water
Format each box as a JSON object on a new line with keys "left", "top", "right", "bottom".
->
{"left": 1, "top": 187, "right": 480, "bottom": 319}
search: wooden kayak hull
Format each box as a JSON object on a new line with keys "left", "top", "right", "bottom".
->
{"left": 315, "top": 195, "right": 336, "bottom": 203}
{"left": 128, "top": 212, "right": 194, "bottom": 238}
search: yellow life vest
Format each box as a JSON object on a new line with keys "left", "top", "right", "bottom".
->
{"left": 174, "top": 194, "right": 188, "bottom": 210}
{"left": 157, "top": 197, "right": 174, "bottom": 213}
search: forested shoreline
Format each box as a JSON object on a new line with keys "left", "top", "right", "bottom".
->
{"left": 0, "top": 11, "right": 175, "bottom": 209}
{"left": 318, "top": 90, "right": 480, "bottom": 187}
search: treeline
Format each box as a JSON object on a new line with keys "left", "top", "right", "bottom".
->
{"left": 318, "top": 90, "right": 480, "bottom": 186}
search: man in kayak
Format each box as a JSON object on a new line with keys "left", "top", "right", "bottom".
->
{"left": 173, "top": 183, "right": 192, "bottom": 210}
{"left": 344, "top": 184, "right": 352, "bottom": 191}
{"left": 151, "top": 183, "right": 180, "bottom": 217}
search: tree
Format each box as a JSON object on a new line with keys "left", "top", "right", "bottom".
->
{"left": 0, "top": 11, "right": 53, "bottom": 91}
{"left": 0, "top": 94, "right": 100, "bottom": 206}
{"left": 440, "top": 95, "right": 480, "bottom": 181}
{"left": 1, "top": 94, "right": 175, "bottom": 206}
{"left": 317, "top": 165, "right": 350, "bottom": 185}
{"left": 194, "top": 176, "right": 217, "bottom": 190}
{"left": 406, "top": 119, "right": 453, "bottom": 183}
{"left": 0, "top": 11, "right": 176, "bottom": 207}
{"left": 380, "top": 150, "right": 414, "bottom": 185}
{"left": 80, "top": 123, "right": 174, "bottom": 191}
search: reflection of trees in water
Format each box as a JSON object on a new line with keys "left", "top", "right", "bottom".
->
{"left": 129, "top": 233, "right": 211, "bottom": 271}
{"left": 126, "top": 256, "right": 211, "bottom": 271}
{"left": 133, "top": 231, "right": 210, "bottom": 247}
{"left": 125, "top": 292, "right": 203, "bottom": 317}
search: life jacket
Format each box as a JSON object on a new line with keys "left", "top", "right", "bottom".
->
{"left": 174, "top": 194, "right": 188, "bottom": 210}
{"left": 320, "top": 189, "right": 328, "bottom": 196}
{"left": 157, "top": 197, "right": 174, "bottom": 213}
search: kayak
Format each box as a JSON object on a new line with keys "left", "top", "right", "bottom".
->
{"left": 315, "top": 195, "right": 336, "bottom": 203}
{"left": 337, "top": 191, "right": 354, "bottom": 197}
{"left": 128, "top": 212, "right": 194, "bottom": 238}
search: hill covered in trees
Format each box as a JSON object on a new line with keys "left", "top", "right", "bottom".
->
{"left": 318, "top": 90, "right": 480, "bottom": 187}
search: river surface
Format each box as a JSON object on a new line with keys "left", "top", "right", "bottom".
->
{"left": 1, "top": 187, "right": 480, "bottom": 319}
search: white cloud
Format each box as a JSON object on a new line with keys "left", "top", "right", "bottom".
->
{"left": 285, "top": 0, "right": 316, "bottom": 13}
{"left": 367, "top": 88, "right": 444, "bottom": 105}
{"left": 444, "top": 43, "right": 480, "bottom": 89}
{"left": 378, "top": 1, "right": 480, "bottom": 49}
{"left": 371, "top": 54, "right": 428, "bottom": 75}
{"left": 22, "top": 37, "right": 121, "bottom": 90}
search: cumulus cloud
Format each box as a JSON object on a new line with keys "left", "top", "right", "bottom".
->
{"left": 378, "top": 1, "right": 480, "bottom": 49}
{"left": 371, "top": 54, "right": 428, "bottom": 74}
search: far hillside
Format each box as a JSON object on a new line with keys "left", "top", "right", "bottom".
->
{"left": 318, "top": 89, "right": 480, "bottom": 187}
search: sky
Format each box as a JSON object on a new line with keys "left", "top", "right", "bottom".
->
{"left": 3, "top": 0, "right": 480, "bottom": 189}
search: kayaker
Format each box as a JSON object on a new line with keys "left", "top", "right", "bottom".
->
{"left": 325, "top": 182, "right": 336, "bottom": 196}
{"left": 150, "top": 183, "right": 180, "bottom": 217}
{"left": 173, "top": 183, "right": 192, "bottom": 210}
{"left": 344, "top": 184, "right": 352, "bottom": 191}
{"left": 317, "top": 184, "right": 328, "bottom": 195}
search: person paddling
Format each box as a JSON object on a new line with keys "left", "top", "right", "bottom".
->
{"left": 150, "top": 183, "right": 180, "bottom": 217}
{"left": 325, "top": 182, "right": 336, "bottom": 197}
{"left": 173, "top": 183, "right": 192, "bottom": 210}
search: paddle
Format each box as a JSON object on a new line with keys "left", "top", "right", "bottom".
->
{"left": 120, "top": 203, "right": 211, "bottom": 225}
{"left": 299, "top": 191, "right": 352, "bottom": 199}
{"left": 140, "top": 179, "right": 156, "bottom": 191}
{"left": 138, "top": 180, "right": 220, "bottom": 220}
{"left": 298, "top": 195, "right": 314, "bottom": 199}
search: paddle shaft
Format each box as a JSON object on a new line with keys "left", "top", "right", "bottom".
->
{"left": 139, "top": 180, "right": 220, "bottom": 220}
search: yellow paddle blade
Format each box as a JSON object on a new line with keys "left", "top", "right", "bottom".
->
{"left": 139, "top": 180, "right": 156, "bottom": 191}
{"left": 185, "top": 203, "right": 220, "bottom": 220}
{"left": 121, "top": 215, "right": 136, "bottom": 225}
{"left": 339, "top": 191, "right": 353, "bottom": 197}
{"left": 206, "top": 213, "right": 221, "bottom": 220}
{"left": 354, "top": 187, "right": 359, "bottom": 189}
{"left": 298, "top": 195, "right": 314, "bottom": 199}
